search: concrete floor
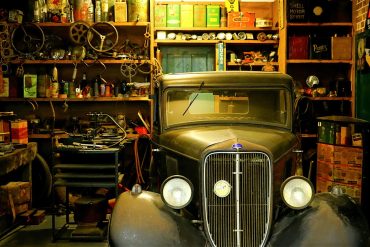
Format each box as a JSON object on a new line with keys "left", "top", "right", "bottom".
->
{"left": 0, "top": 215, "right": 109, "bottom": 247}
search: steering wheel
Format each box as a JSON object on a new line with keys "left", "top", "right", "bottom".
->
{"left": 69, "top": 21, "right": 90, "bottom": 45}
{"left": 87, "top": 22, "right": 119, "bottom": 52}
{"left": 11, "top": 22, "right": 45, "bottom": 56}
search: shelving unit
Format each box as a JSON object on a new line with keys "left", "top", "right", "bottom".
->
{"left": 315, "top": 116, "right": 369, "bottom": 222}
{"left": 0, "top": 20, "right": 153, "bottom": 133}
{"left": 151, "top": 1, "right": 281, "bottom": 73}
{"left": 281, "top": 6, "right": 354, "bottom": 131}
{"left": 51, "top": 147, "right": 121, "bottom": 241}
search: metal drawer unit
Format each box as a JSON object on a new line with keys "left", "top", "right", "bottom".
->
{"left": 51, "top": 147, "right": 120, "bottom": 242}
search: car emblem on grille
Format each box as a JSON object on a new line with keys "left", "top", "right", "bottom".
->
{"left": 214, "top": 180, "right": 232, "bottom": 198}
{"left": 232, "top": 143, "right": 243, "bottom": 150}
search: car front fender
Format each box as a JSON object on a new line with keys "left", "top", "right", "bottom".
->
{"left": 268, "top": 192, "right": 370, "bottom": 247}
{"left": 108, "top": 190, "right": 206, "bottom": 247}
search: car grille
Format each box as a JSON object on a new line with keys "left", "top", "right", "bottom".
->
{"left": 203, "top": 152, "right": 272, "bottom": 247}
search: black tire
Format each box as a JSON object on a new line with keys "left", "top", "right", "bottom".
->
{"left": 32, "top": 153, "right": 52, "bottom": 207}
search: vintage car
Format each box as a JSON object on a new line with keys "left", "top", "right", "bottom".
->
{"left": 109, "top": 71, "right": 370, "bottom": 247}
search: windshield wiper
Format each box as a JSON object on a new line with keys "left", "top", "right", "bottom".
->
{"left": 182, "top": 81, "right": 205, "bottom": 116}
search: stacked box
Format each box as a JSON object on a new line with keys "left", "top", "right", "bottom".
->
{"left": 193, "top": 5, "right": 206, "bottom": 27}
{"left": 317, "top": 143, "right": 363, "bottom": 166}
{"left": 206, "top": 5, "right": 220, "bottom": 27}
{"left": 11, "top": 120, "right": 28, "bottom": 144}
{"left": 181, "top": 4, "right": 193, "bottom": 27}
{"left": 166, "top": 4, "right": 180, "bottom": 27}
{"left": 331, "top": 36, "right": 352, "bottom": 60}
{"left": 317, "top": 161, "right": 362, "bottom": 186}
{"left": 310, "top": 35, "right": 331, "bottom": 59}
{"left": 0, "top": 182, "right": 31, "bottom": 216}
{"left": 0, "top": 120, "right": 10, "bottom": 142}
{"left": 155, "top": 4, "right": 167, "bottom": 27}
{"left": 288, "top": 36, "right": 309, "bottom": 59}
{"left": 227, "top": 11, "right": 255, "bottom": 28}
{"left": 317, "top": 142, "right": 363, "bottom": 203}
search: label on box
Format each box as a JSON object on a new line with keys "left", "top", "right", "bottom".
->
{"left": 287, "top": 0, "right": 308, "bottom": 22}
{"left": 181, "top": 4, "right": 193, "bottom": 28}
{"left": 23, "top": 74, "right": 37, "bottom": 98}
{"left": 193, "top": 5, "right": 206, "bottom": 27}
{"left": 11, "top": 120, "right": 28, "bottom": 144}
{"left": 310, "top": 36, "right": 331, "bottom": 60}
{"left": 166, "top": 4, "right": 180, "bottom": 27}
{"left": 288, "top": 36, "right": 309, "bottom": 59}
{"left": 227, "top": 12, "right": 255, "bottom": 28}
{"left": 155, "top": 4, "right": 167, "bottom": 27}
{"left": 206, "top": 5, "right": 220, "bottom": 27}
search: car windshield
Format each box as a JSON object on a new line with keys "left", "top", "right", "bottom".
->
{"left": 164, "top": 87, "right": 290, "bottom": 129}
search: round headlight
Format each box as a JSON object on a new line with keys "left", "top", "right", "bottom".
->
{"left": 281, "top": 176, "right": 314, "bottom": 210}
{"left": 160, "top": 175, "right": 193, "bottom": 209}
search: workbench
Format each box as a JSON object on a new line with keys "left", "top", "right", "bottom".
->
{"left": 0, "top": 142, "right": 37, "bottom": 236}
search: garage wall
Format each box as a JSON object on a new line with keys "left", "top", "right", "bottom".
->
{"left": 355, "top": 0, "right": 369, "bottom": 32}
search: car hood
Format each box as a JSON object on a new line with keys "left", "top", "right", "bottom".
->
{"left": 159, "top": 125, "right": 298, "bottom": 162}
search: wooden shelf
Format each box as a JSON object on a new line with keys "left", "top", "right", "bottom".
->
{"left": 9, "top": 59, "right": 150, "bottom": 65}
{"left": 308, "top": 97, "right": 352, "bottom": 101}
{"left": 287, "top": 59, "right": 353, "bottom": 64}
{"left": 287, "top": 22, "right": 353, "bottom": 27}
{"left": 227, "top": 61, "right": 279, "bottom": 67}
{"left": 0, "top": 97, "right": 150, "bottom": 102}
{"left": 155, "top": 27, "right": 279, "bottom": 32}
{"left": 155, "top": 40, "right": 278, "bottom": 45}
{"left": 37, "top": 22, "right": 150, "bottom": 27}
{"left": 298, "top": 133, "right": 317, "bottom": 138}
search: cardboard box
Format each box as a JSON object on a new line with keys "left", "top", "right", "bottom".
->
{"left": 166, "top": 4, "right": 180, "bottom": 27}
{"left": 11, "top": 120, "right": 28, "bottom": 144}
{"left": 310, "top": 35, "right": 331, "bottom": 60}
{"left": 331, "top": 36, "right": 352, "bottom": 60}
{"left": 227, "top": 11, "right": 255, "bottom": 28}
{"left": 181, "top": 4, "right": 193, "bottom": 28}
{"left": 23, "top": 74, "right": 37, "bottom": 98}
{"left": 0, "top": 182, "right": 31, "bottom": 215}
{"left": 0, "top": 120, "right": 11, "bottom": 143}
{"left": 206, "top": 5, "right": 220, "bottom": 27}
{"left": 114, "top": 1, "right": 127, "bottom": 22}
{"left": 193, "top": 4, "right": 206, "bottom": 27}
{"left": 317, "top": 143, "right": 363, "bottom": 166}
{"left": 316, "top": 177, "right": 333, "bottom": 194}
{"left": 333, "top": 166, "right": 362, "bottom": 186}
{"left": 154, "top": 4, "right": 167, "bottom": 27}
{"left": 317, "top": 161, "right": 334, "bottom": 181}
{"left": 288, "top": 36, "right": 309, "bottom": 59}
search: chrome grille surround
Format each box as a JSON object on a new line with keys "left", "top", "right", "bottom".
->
{"left": 202, "top": 151, "right": 272, "bottom": 247}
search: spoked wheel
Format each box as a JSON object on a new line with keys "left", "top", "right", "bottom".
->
{"left": 87, "top": 22, "right": 119, "bottom": 52}
{"left": 69, "top": 21, "right": 90, "bottom": 45}
{"left": 11, "top": 22, "right": 45, "bottom": 56}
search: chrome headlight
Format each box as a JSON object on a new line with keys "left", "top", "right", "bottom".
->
{"left": 160, "top": 175, "right": 193, "bottom": 209}
{"left": 281, "top": 176, "right": 314, "bottom": 210}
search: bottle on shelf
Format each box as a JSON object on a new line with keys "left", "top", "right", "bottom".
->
{"left": 101, "top": 0, "right": 109, "bottom": 21}
{"left": 95, "top": 0, "right": 102, "bottom": 22}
